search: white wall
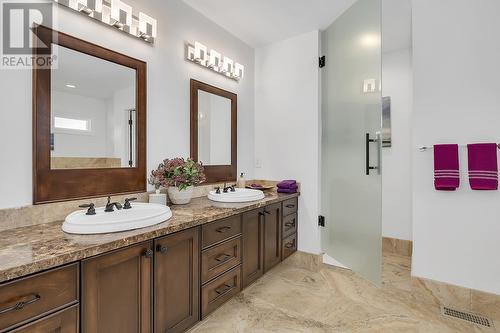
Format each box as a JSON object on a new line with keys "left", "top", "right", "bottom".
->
{"left": 255, "top": 31, "right": 321, "bottom": 254}
{"left": 412, "top": 0, "right": 500, "bottom": 294}
{"left": 51, "top": 91, "right": 108, "bottom": 158}
{"left": 381, "top": 48, "right": 413, "bottom": 240}
{"left": 0, "top": 0, "right": 255, "bottom": 209}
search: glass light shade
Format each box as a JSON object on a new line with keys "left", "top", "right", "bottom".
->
{"left": 209, "top": 49, "right": 221, "bottom": 71}
{"left": 71, "top": 0, "right": 89, "bottom": 11}
{"left": 139, "top": 12, "right": 157, "bottom": 38}
{"left": 111, "top": 0, "right": 132, "bottom": 27}
{"left": 194, "top": 42, "right": 208, "bottom": 65}
{"left": 187, "top": 45, "right": 195, "bottom": 61}
{"left": 222, "top": 56, "right": 233, "bottom": 75}
{"left": 234, "top": 63, "right": 244, "bottom": 79}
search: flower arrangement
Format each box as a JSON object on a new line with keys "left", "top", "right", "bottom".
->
{"left": 148, "top": 158, "right": 206, "bottom": 191}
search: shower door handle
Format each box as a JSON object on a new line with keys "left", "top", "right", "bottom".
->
{"left": 365, "top": 132, "right": 382, "bottom": 175}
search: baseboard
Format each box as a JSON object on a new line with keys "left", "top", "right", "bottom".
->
{"left": 382, "top": 237, "right": 412, "bottom": 257}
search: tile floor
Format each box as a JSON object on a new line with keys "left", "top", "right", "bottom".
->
{"left": 189, "top": 253, "right": 498, "bottom": 332}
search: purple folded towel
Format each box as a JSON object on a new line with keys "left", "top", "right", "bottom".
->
{"left": 277, "top": 180, "right": 297, "bottom": 189}
{"left": 434, "top": 144, "right": 460, "bottom": 191}
{"left": 467, "top": 143, "right": 498, "bottom": 190}
{"left": 277, "top": 187, "right": 297, "bottom": 194}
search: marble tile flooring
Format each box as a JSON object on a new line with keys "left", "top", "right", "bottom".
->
{"left": 189, "top": 253, "right": 498, "bottom": 332}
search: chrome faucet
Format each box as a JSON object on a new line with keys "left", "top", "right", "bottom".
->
{"left": 104, "top": 196, "right": 122, "bottom": 212}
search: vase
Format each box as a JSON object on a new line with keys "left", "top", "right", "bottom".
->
{"left": 149, "top": 189, "right": 167, "bottom": 205}
{"left": 167, "top": 186, "right": 194, "bottom": 205}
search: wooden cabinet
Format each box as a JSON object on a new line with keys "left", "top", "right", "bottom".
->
{"left": 241, "top": 208, "right": 264, "bottom": 288}
{"left": 154, "top": 228, "right": 200, "bottom": 333}
{"left": 10, "top": 305, "right": 78, "bottom": 333}
{"left": 82, "top": 241, "right": 153, "bottom": 333}
{"left": 281, "top": 199, "right": 298, "bottom": 261}
{"left": 263, "top": 203, "right": 282, "bottom": 272}
{"left": 1, "top": 196, "right": 299, "bottom": 333}
{"left": 201, "top": 266, "right": 241, "bottom": 318}
{"left": 201, "top": 237, "right": 241, "bottom": 284}
{"left": 0, "top": 263, "right": 78, "bottom": 332}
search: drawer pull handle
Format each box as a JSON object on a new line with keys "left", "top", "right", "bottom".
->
{"left": 215, "top": 284, "right": 232, "bottom": 295}
{"left": 0, "top": 294, "right": 41, "bottom": 315}
{"left": 215, "top": 254, "right": 232, "bottom": 262}
{"left": 264, "top": 210, "right": 271, "bottom": 215}
{"left": 285, "top": 204, "right": 295, "bottom": 209}
{"left": 156, "top": 245, "right": 168, "bottom": 254}
{"left": 285, "top": 222, "right": 295, "bottom": 227}
{"left": 215, "top": 226, "right": 232, "bottom": 233}
{"left": 285, "top": 241, "right": 295, "bottom": 249}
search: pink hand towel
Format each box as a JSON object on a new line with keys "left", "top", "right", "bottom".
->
{"left": 467, "top": 143, "right": 498, "bottom": 190}
{"left": 434, "top": 144, "right": 460, "bottom": 191}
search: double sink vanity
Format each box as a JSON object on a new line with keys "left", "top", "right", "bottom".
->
{"left": 0, "top": 191, "right": 299, "bottom": 333}
{"left": 0, "top": 24, "right": 299, "bottom": 332}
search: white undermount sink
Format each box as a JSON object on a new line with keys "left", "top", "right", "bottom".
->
{"left": 208, "top": 188, "right": 265, "bottom": 203}
{"left": 62, "top": 203, "right": 172, "bottom": 234}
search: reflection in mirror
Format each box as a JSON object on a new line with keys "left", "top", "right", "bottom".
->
{"left": 197, "top": 91, "right": 232, "bottom": 166}
{"left": 50, "top": 45, "right": 136, "bottom": 169}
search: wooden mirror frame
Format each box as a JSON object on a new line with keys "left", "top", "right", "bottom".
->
{"left": 190, "top": 79, "right": 237, "bottom": 184}
{"left": 33, "top": 25, "right": 147, "bottom": 204}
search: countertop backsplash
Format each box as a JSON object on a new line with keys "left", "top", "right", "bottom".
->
{"left": 0, "top": 182, "right": 226, "bottom": 232}
{"left": 0, "top": 180, "right": 293, "bottom": 232}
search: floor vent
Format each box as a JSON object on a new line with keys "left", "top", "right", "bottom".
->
{"left": 441, "top": 306, "right": 493, "bottom": 328}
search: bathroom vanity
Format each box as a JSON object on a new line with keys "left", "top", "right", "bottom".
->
{"left": 0, "top": 192, "right": 298, "bottom": 333}
{"left": 0, "top": 24, "right": 302, "bottom": 333}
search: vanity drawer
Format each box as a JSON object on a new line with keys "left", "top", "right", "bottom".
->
{"left": 0, "top": 263, "right": 79, "bottom": 332}
{"left": 282, "top": 234, "right": 297, "bottom": 260}
{"left": 282, "top": 198, "right": 298, "bottom": 217}
{"left": 201, "top": 266, "right": 241, "bottom": 318}
{"left": 202, "top": 215, "right": 241, "bottom": 249}
{"left": 202, "top": 237, "right": 241, "bottom": 284}
{"left": 10, "top": 305, "right": 78, "bottom": 333}
{"left": 282, "top": 213, "right": 297, "bottom": 238}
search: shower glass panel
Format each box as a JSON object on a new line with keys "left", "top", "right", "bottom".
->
{"left": 320, "top": 0, "right": 382, "bottom": 285}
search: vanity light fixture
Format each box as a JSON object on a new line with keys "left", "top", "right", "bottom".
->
{"left": 186, "top": 41, "right": 245, "bottom": 81}
{"left": 208, "top": 49, "right": 221, "bottom": 71}
{"left": 65, "top": 84, "right": 76, "bottom": 88}
{"left": 53, "top": 0, "right": 157, "bottom": 44}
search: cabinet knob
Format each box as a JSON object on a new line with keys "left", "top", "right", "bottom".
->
{"left": 143, "top": 249, "right": 154, "bottom": 258}
{"left": 156, "top": 245, "right": 168, "bottom": 254}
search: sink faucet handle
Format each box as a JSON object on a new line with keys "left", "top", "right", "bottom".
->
{"left": 79, "top": 203, "right": 96, "bottom": 216}
{"left": 123, "top": 197, "right": 137, "bottom": 209}
{"left": 230, "top": 184, "right": 236, "bottom": 192}
{"left": 215, "top": 186, "right": 221, "bottom": 194}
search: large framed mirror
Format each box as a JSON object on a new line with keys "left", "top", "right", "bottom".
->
{"left": 33, "top": 25, "right": 146, "bottom": 204}
{"left": 190, "top": 79, "right": 237, "bottom": 183}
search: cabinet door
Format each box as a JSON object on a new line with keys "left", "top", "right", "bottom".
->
{"left": 155, "top": 227, "right": 200, "bottom": 333}
{"left": 264, "top": 203, "right": 282, "bottom": 272}
{"left": 241, "top": 209, "right": 264, "bottom": 288}
{"left": 11, "top": 305, "right": 78, "bottom": 333}
{"left": 82, "top": 241, "right": 153, "bottom": 333}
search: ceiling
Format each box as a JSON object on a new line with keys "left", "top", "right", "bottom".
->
{"left": 183, "top": 0, "right": 357, "bottom": 47}
{"left": 52, "top": 45, "right": 135, "bottom": 100}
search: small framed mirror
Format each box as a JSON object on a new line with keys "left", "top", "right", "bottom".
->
{"left": 190, "top": 79, "right": 237, "bottom": 183}
{"left": 33, "top": 26, "right": 146, "bottom": 203}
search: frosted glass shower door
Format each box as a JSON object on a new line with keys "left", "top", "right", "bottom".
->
{"left": 321, "top": 0, "right": 382, "bottom": 285}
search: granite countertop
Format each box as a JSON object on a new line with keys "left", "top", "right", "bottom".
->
{"left": 0, "top": 190, "right": 299, "bottom": 284}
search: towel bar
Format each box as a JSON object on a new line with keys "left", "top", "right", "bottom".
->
{"left": 418, "top": 144, "right": 500, "bottom": 152}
